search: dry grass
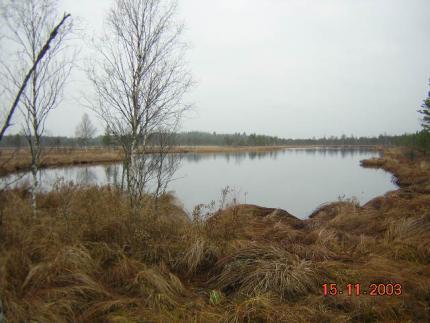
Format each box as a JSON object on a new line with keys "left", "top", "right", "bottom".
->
{"left": 212, "top": 245, "right": 318, "bottom": 300}
{"left": 1, "top": 147, "right": 430, "bottom": 321}
{"left": 365, "top": 148, "right": 430, "bottom": 187}
{"left": 0, "top": 147, "right": 123, "bottom": 175}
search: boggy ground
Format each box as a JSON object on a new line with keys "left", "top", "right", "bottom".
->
{"left": 0, "top": 147, "right": 429, "bottom": 322}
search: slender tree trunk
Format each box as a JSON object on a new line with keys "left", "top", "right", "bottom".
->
{"left": 30, "top": 66, "right": 39, "bottom": 215}
{"left": 121, "top": 164, "right": 126, "bottom": 190}
{"left": 154, "top": 150, "right": 164, "bottom": 209}
{"left": 128, "top": 131, "right": 139, "bottom": 210}
{"left": 31, "top": 165, "right": 38, "bottom": 216}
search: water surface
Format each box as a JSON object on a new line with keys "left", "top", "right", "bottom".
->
{"left": 3, "top": 148, "right": 397, "bottom": 218}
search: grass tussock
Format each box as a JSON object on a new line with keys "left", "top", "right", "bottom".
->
{"left": 212, "top": 245, "right": 318, "bottom": 300}
{"left": 1, "top": 147, "right": 430, "bottom": 321}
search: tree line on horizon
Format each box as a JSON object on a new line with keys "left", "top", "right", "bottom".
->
{"left": 1, "top": 130, "right": 428, "bottom": 148}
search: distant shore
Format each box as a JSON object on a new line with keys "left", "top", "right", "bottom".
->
{"left": 0, "top": 144, "right": 382, "bottom": 175}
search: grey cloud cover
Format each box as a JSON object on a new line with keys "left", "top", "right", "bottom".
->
{"left": 43, "top": 0, "right": 430, "bottom": 138}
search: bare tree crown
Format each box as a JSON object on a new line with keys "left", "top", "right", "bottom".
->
{"left": 89, "top": 0, "right": 192, "bottom": 145}
{"left": 75, "top": 113, "right": 97, "bottom": 146}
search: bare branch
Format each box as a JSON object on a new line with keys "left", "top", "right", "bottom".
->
{"left": 0, "top": 12, "right": 71, "bottom": 141}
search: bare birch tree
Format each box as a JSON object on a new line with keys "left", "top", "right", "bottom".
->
{"left": 88, "top": 0, "right": 192, "bottom": 212}
{"left": 75, "top": 113, "right": 97, "bottom": 149}
{"left": 1, "top": 0, "right": 74, "bottom": 213}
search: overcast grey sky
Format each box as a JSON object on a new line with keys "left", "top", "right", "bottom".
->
{"left": 32, "top": 0, "right": 430, "bottom": 137}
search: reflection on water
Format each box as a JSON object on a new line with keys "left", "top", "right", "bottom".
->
{"left": 1, "top": 148, "right": 395, "bottom": 219}
{"left": 182, "top": 150, "right": 283, "bottom": 163}
{"left": 77, "top": 168, "right": 97, "bottom": 186}
{"left": 104, "top": 164, "right": 121, "bottom": 187}
{"left": 181, "top": 147, "right": 381, "bottom": 163}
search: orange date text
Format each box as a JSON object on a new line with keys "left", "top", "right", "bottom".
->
{"left": 322, "top": 283, "right": 402, "bottom": 296}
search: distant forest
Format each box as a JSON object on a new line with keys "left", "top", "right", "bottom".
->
{"left": 1, "top": 131, "right": 429, "bottom": 149}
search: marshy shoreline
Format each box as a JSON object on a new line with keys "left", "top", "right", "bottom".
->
{"left": 0, "top": 144, "right": 382, "bottom": 176}
{"left": 1, "top": 147, "right": 429, "bottom": 321}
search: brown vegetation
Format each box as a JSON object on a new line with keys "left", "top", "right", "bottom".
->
{"left": 0, "top": 148, "right": 124, "bottom": 175}
{"left": 0, "top": 147, "right": 430, "bottom": 321}
{"left": 361, "top": 148, "right": 430, "bottom": 186}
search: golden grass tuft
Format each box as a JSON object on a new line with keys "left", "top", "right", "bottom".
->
{"left": 212, "top": 245, "right": 318, "bottom": 300}
{"left": 176, "top": 238, "right": 219, "bottom": 275}
{"left": 221, "top": 293, "right": 281, "bottom": 323}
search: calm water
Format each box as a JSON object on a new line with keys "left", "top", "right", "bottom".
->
{"left": 2, "top": 148, "right": 397, "bottom": 218}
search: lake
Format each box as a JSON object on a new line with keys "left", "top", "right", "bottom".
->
{"left": 2, "top": 148, "right": 397, "bottom": 219}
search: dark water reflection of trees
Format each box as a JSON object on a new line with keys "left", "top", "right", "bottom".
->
{"left": 77, "top": 167, "right": 98, "bottom": 185}
{"left": 181, "top": 148, "right": 380, "bottom": 164}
